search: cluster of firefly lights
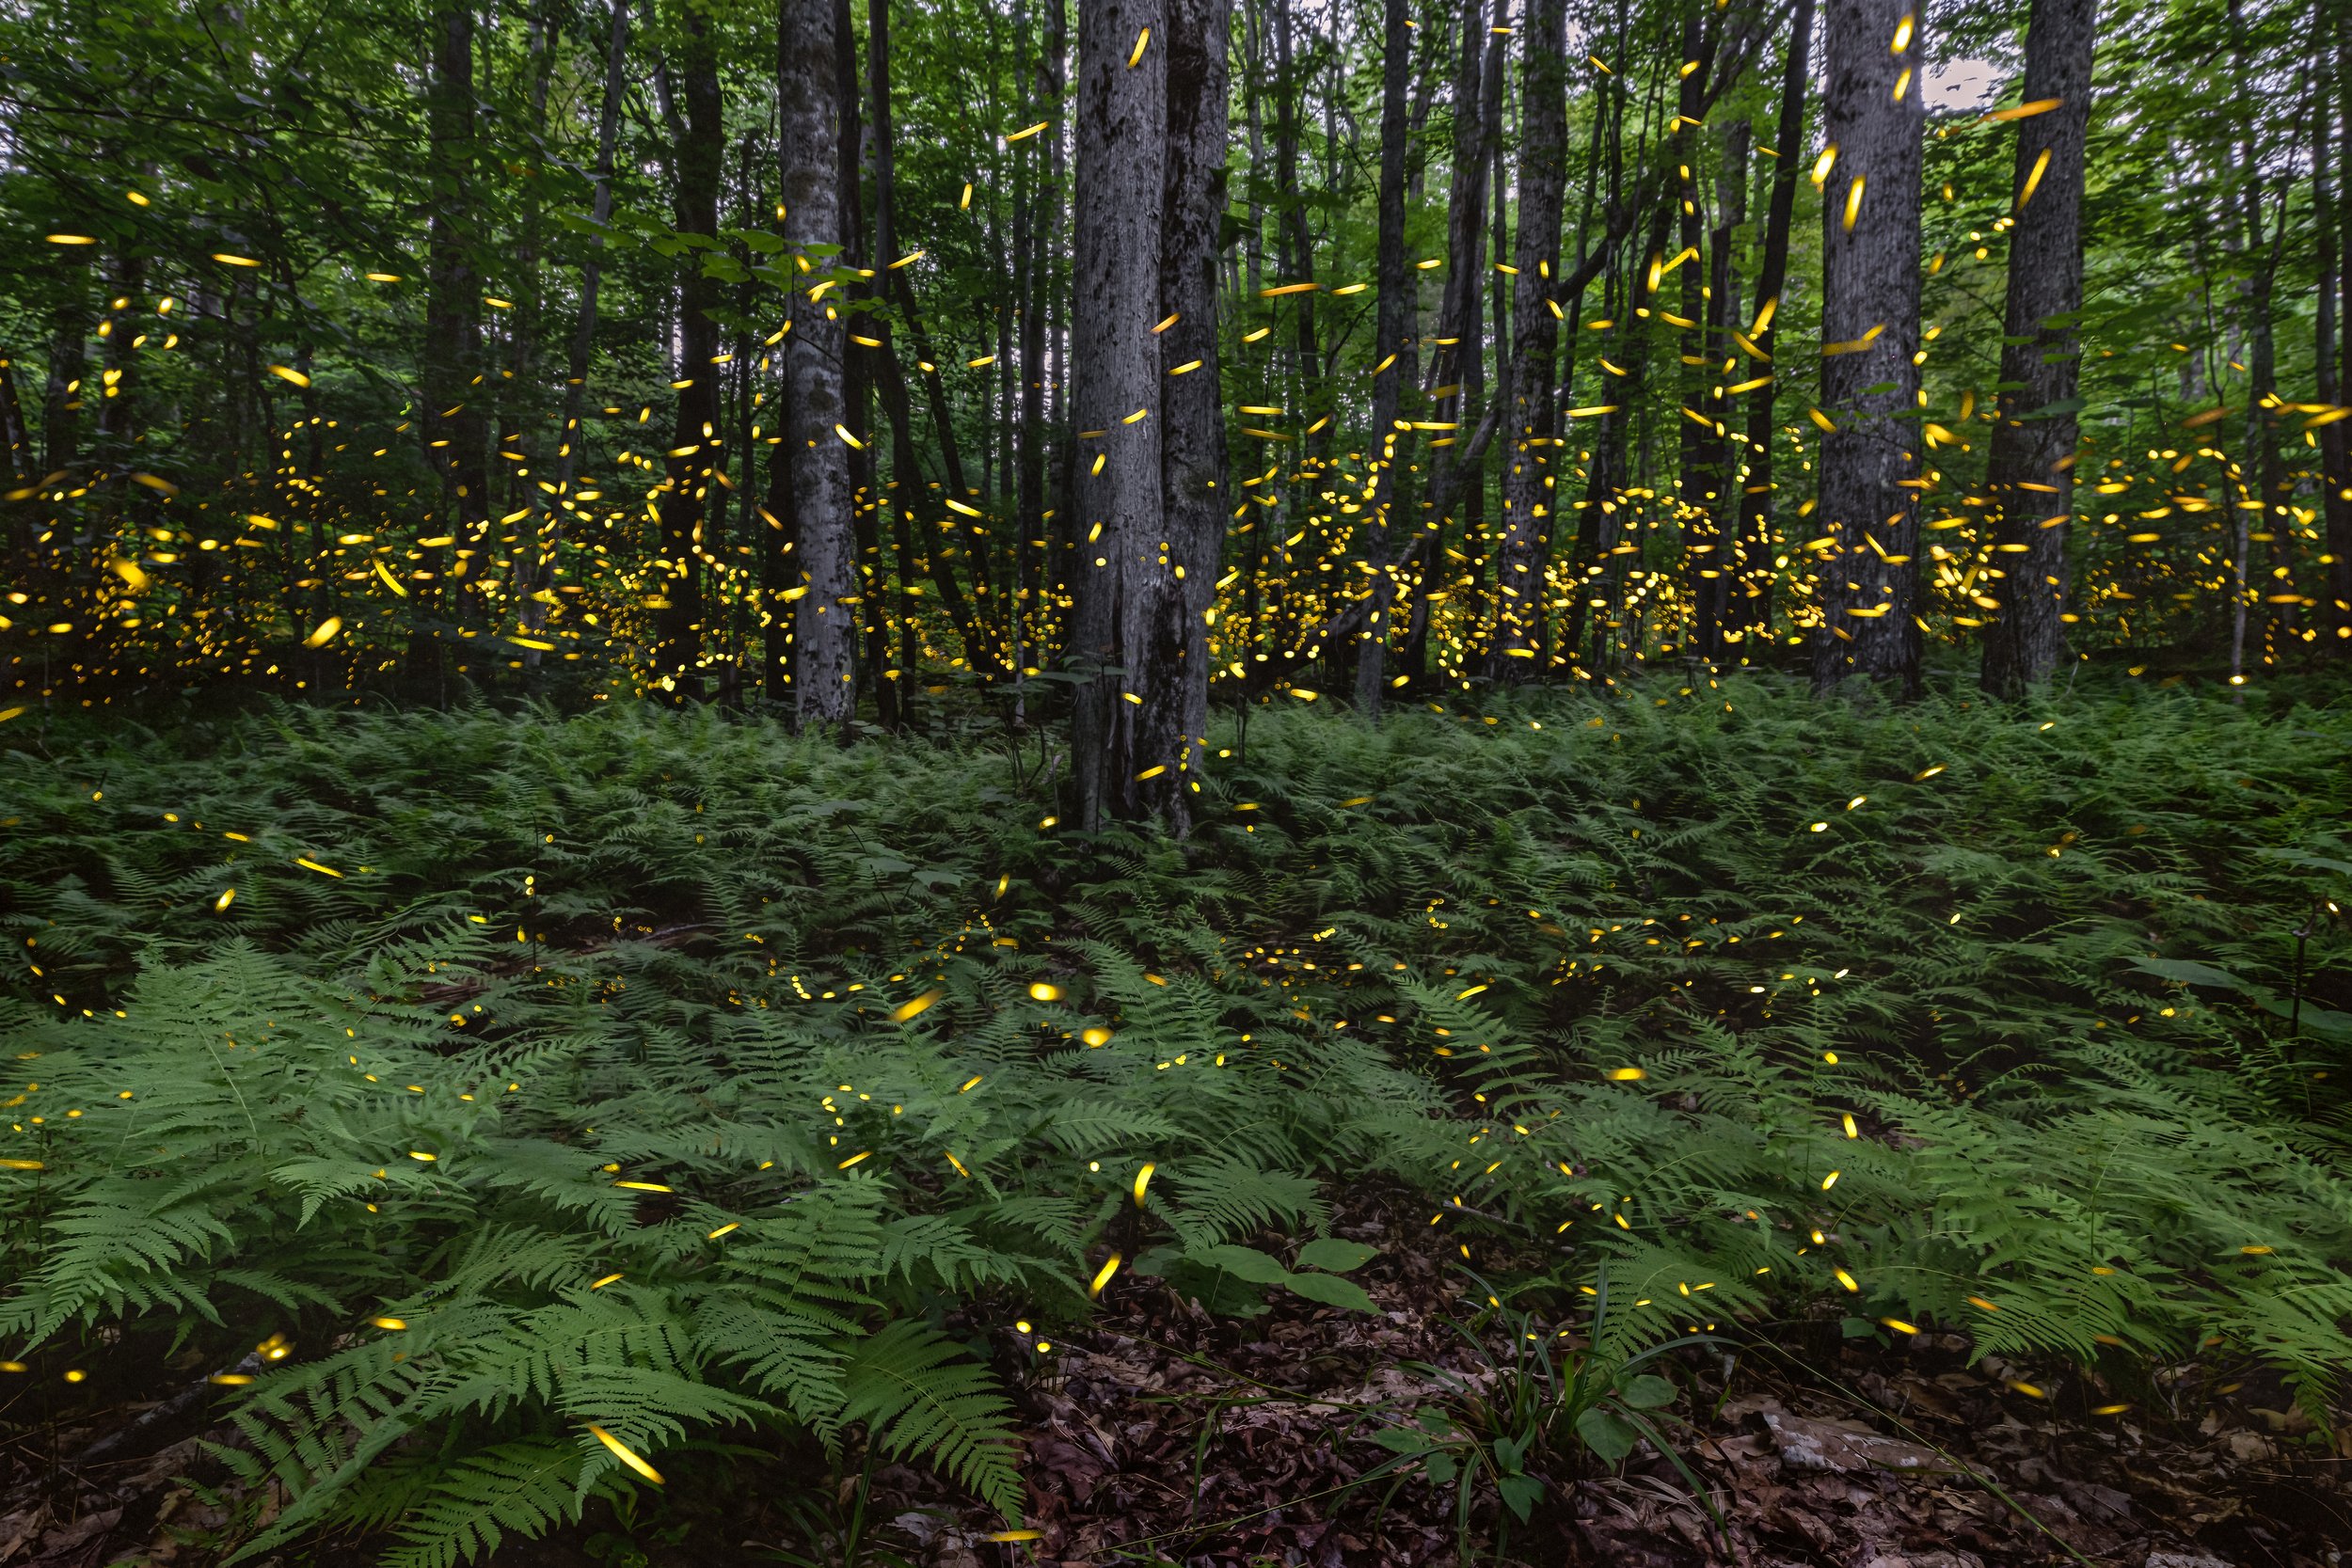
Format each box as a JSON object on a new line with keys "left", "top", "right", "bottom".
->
{"left": 7, "top": 54, "right": 2344, "bottom": 720}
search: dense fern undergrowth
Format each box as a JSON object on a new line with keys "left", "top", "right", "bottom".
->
{"left": 4, "top": 673, "right": 2350, "bottom": 1563}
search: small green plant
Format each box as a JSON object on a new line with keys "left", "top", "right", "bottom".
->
{"left": 1368, "top": 1270, "right": 1723, "bottom": 1559}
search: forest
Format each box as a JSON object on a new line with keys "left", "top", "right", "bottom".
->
{"left": 2, "top": 0, "right": 2350, "bottom": 1562}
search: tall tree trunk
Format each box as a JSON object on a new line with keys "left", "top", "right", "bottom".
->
{"left": 1979, "top": 0, "right": 2093, "bottom": 696}
{"left": 1406, "top": 0, "right": 1489, "bottom": 683}
{"left": 41, "top": 298, "right": 86, "bottom": 477}
{"left": 1158, "top": 0, "right": 1232, "bottom": 812}
{"left": 548, "top": 0, "right": 630, "bottom": 630}
{"left": 416, "top": 1, "right": 489, "bottom": 692}
{"left": 870, "top": 0, "right": 922, "bottom": 694}
{"left": 2325, "top": 10, "right": 2352, "bottom": 653}
{"left": 1809, "top": 0, "right": 1925, "bottom": 697}
{"left": 832, "top": 0, "right": 890, "bottom": 726}
{"left": 1272, "top": 0, "right": 1322, "bottom": 457}
{"left": 780, "top": 0, "right": 857, "bottom": 724}
{"left": 2224, "top": 0, "right": 2290, "bottom": 679}
{"left": 1672, "top": 9, "right": 1722, "bottom": 657}
{"left": 1738, "top": 0, "right": 1815, "bottom": 646}
{"left": 1355, "top": 0, "right": 1415, "bottom": 711}
{"left": 0, "top": 352, "right": 31, "bottom": 487}
{"left": 1067, "top": 0, "right": 1168, "bottom": 830}
{"left": 1018, "top": 0, "right": 1059, "bottom": 693}
{"left": 1488, "top": 0, "right": 1568, "bottom": 677}
{"left": 653, "top": 1, "right": 720, "bottom": 702}
{"left": 1688, "top": 118, "right": 1748, "bottom": 659}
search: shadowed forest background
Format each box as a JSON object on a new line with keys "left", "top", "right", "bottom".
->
{"left": 3, "top": 0, "right": 2352, "bottom": 1563}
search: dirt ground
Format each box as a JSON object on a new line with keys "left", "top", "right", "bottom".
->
{"left": 4, "top": 1192, "right": 2346, "bottom": 1568}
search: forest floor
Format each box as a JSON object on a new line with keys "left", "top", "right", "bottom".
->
{"left": 3, "top": 672, "right": 2350, "bottom": 1568}
{"left": 4, "top": 1178, "right": 2344, "bottom": 1567}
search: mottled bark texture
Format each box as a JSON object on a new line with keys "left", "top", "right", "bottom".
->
{"left": 1488, "top": 0, "right": 1567, "bottom": 676}
{"left": 654, "top": 0, "right": 720, "bottom": 700}
{"left": 1355, "top": 0, "right": 1415, "bottom": 712}
{"left": 1810, "top": 0, "right": 1924, "bottom": 696}
{"left": 1068, "top": 0, "right": 1168, "bottom": 830}
{"left": 780, "top": 0, "right": 857, "bottom": 723}
{"left": 1980, "top": 0, "right": 2093, "bottom": 696}
{"left": 1154, "top": 0, "right": 1231, "bottom": 811}
{"left": 1738, "top": 0, "right": 1814, "bottom": 643}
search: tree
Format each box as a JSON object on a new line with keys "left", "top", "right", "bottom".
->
{"left": 2323, "top": 10, "right": 2352, "bottom": 651}
{"left": 1067, "top": 0, "right": 1167, "bottom": 830}
{"left": 1979, "top": 0, "right": 2094, "bottom": 696}
{"left": 1488, "top": 0, "right": 1568, "bottom": 676}
{"left": 1406, "top": 0, "right": 1490, "bottom": 684}
{"left": 1737, "top": 0, "right": 1816, "bottom": 648}
{"left": 1355, "top": 0, "right": 1416, "bottom": 712}
{"left": 1157, "top": 0, "right": 1232, "bottom": 792}
{"left": 780, "top": 0, "right": 857, "bottom": 724}
{"left": 1674, "top": 9, "right": 1727, "bottom": 660}
{"left": 416, "top": 1, "right": 490, "bottom": 690}
{"left": 1810, "top": 0, "right": 1926, "bottom": 697}
{"left": 653, "top": 0, "right": 721, "bottom": 701}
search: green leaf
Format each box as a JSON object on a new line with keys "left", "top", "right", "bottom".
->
{"left": 1613, "top": 1374, "right": 1675, "bottom": 1410}
{"left": 1574, "top": 1407, "right": 1639, "bottom": 1466}
{"left": 1194, "top": 1243, "right": 1290, "bottom": 1284}
{"left": 1282, "top": 1270, "right": 1376, "bottom": 1313}
{"left": 2126, "top": 956, "right": 2240, "bottom": 990}
{"left": 1295, "top": 1238, "right": 1376, "bottom": 1274}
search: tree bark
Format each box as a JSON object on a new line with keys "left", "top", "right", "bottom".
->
{"left": 1354, "top": 0, "right": 1416, "bottom": 712}
{"left": 543, "top": 0, "right": 630, "bottom": 648}
{"left": 1688, "top": 117, "right": 1747, "bottom": 659}
{"left": 780, "top": 0, "right": 857, "bottom": 724}
{"left": 1979, "top": 0, "right": 2093, "bottom": 696}
{"left": 1488, "top": 0, "right": 1568, "bottom": 677}
{"left": 869, "top": 0, "right": 923, "bottom": 696}
{"left": 1068, "top": 0, "right": 1168, "bottom": 830}
{"left": 1154, "top": 0, "right": 1231, "bottom": 815}
{"left": 0, "top": 352, "right": 31, "bottom": 488}
{"left": 1738, "top": 0, "right": 1815, "bottom": 646}
{"left": 40, "top": 299, "right": 84, "bottom": 478}
{"left": 1809, "top": 0, "right": 1925, "bottom": 697}
{"left": 1672, "top": 8, "right": 1724, "bottom": 658}
{"left": 1406, "top": 0, "right": 1488, "bottom": 682}
{"left": 652, "top": 0, "right": 720, "bottom": 702}
{"left": 2325, "top": 9, "right": 2352, "bottom": 652}
{"left": 1271, "top": 0, "right": 1322, "bottom": 456}
{"left": 415, "top": 1, "right": 489, "bottom": 690}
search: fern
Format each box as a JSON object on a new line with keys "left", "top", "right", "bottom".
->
{"left": 836, "top": 1318, "right": 1025, "bottom": 1521}
{"left": 3, "top": 674, "right": 2349, "bottom": 1560}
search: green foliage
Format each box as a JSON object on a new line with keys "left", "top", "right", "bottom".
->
{"left": 3, "top": 673, "right": 2350, "bottom": 1558}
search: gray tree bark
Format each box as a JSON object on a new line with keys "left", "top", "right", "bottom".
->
{"left": 653, "top": 1, "right": 720, "bottom": 702}
{"left": 1488, "top": 0, "right": 1568, "bottom": 677}
{"left": 1979, "top": 0, "right": 2094, "bottom": 696}
{"left": 2326, "top": 10, "right": 2352, "bottom": 651}
{"left": 1355, "top": 0, "right": 1416, "bottom": 711}
{"left": 1738, "top": 0, "right": 1815, "bottom": 645}
{"left": 1809, "top": 0, "right": 1925, "bottom": 697}
{"left": 780, "top": 0, "right": 857, "bottom": 723}
{"left": 413, "top": 2, "right": 488, "bottom": 690}
{"left": 1068, "top": 0, "right": 1168, "bottom": 830}
{"left": 1152, "top": 0, "right": 1231, "bottom": 819}
{"left": 1406, "top": 0, "right": 1489, "bottom": 682}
